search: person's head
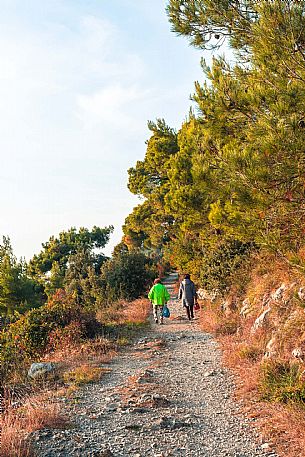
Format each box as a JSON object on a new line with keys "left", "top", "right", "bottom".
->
{"left": 184, "top": 274, "right": 190, "bottom": 280}
{"left": 154, "top": 278, "right": 161, "bottom": 285}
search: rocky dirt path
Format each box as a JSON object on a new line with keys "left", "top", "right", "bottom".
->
{"left": 33, "top": 273, "right": 278, "bottom": 457}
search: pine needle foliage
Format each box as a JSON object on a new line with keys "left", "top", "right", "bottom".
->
{"left": 124, "top": 1, "right": 305, "bottom": 284}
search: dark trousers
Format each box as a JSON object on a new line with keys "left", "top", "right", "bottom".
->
{"left": 185, "top": 305, "right": 194, "bottom": 320}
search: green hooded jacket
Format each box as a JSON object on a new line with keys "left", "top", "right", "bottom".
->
{"left": 148, "top": 283, "right": 170, "bottom": 306}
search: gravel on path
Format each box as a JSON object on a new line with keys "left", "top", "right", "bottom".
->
{"left": 32, "top": 273, "right": 278, "bottom": 457}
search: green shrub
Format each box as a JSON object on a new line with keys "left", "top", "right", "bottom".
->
{"left": 99, "top": 252, "right": 156, "bottom": 304}
{"left": 260, "top": 361, "right": 305, "bottom": 406}
{"left": 0, "top": 290, "right": 101, "bottom": 385}
{"left": 165, "top": 237, "right": 255, "bottom": 293}
{"left": 199, "top": 240, "right": 256, "bottom": 292}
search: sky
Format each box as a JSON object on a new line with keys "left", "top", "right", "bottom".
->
{"left": 0, "top": 0, "right": 207, "bottom": 259}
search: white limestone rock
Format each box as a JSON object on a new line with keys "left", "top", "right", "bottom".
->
{"left": 251, "top": 308, "right": 271, "bottom": 333}
{"left": 28, "top": 362, "right": 56, "bottom": 379}
{"left": 240, "top": 298, "right": 252, "bottom": 317}
{"left": 197, "top": 288, "right": 219, "bottom": 302}
{"left": 263, "top": 336, "right": 277, "bottom": 359}
{"left": 271, "top": 283, "right": 286, "bottom": 301}
{"left": 292, "top": 347, "right": 304, "bottom": 361}
{"left": 298, "top": 287, "right": 305, "bottom": 301}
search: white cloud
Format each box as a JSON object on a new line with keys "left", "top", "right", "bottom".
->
{"left": 0, "top": 11, "right": 150, "bottom": 156}
{"left": 81, "top": 15, "right": 116, "bottom": 48}
{"left": 76, "top": 84, "right": 152, "bottom": 131}
{"left": 0, "top": 10, "right": 151, "bottom": 258}
{"left": 73, "top": 15, "right": 149, "bottom": 133}
{"left": 0, "top": 2, "right": 204, "bottom": 260}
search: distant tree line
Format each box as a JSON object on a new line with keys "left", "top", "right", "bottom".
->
{"left": 0, "top": 226, "right": 156, "bottom": 318}
{"left": 0, "top": 225, "right": 158, "bottom": 385}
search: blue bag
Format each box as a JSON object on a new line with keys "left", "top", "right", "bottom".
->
{"left": 162, "top": 305, "right": 170, "bottom": 318}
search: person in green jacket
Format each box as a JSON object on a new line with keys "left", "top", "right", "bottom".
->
{"left": 148, "top": 278, "right": 170, "bottom": 324}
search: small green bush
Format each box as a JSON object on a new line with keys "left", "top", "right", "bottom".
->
{"left": 99, "top": 252, "right": 156, "bottom": 304}
{"left": 199, "top": 240, "right": 256, "bottom": 292}
{"left": 260, "top": 361, "right": 305, "bottom": 406}
{"left": 0, "top": 290, "right": 101, "bottom": 385}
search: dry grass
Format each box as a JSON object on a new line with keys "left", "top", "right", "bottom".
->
{"left": 43, "top": 298, "right": 150, "bottom": 390}
{"left": 257, "top": 404, "right": 305, "bottom": 457}
{"left": 96, "top": 298, "right": 151, "bottom": 326}
{"left": 63, "top": 364, "right": 111, "bottom": 386}
{"left": 0, "top": 352, "right": 110, "bottom": 456}
{"left": 0, "top": 395, "right": 68, "bottom": 457}
{"left": 200, "top": 300, "right": 242, "bottom": 336}
{"left": 22, "top": 397, "right": 68, "bottom": 431}
{"left": 199, "top": 302, "right": 219, "bottom": 334}
{"left": 0, "top": 298, "right": 151, "bottom": 456}
{"left": 119, "top": 298, "right": 151, "bottom": 324}
{"left": 198, "top": 250, "right": 305, "bottom": 457}
{"left": 0, "top": 413, "right": 33, "bottom": 457}
{"left": 44, "top": 337, "right": 116, "bottom": 369}
{"left": 215, "top": 332, "right": 305, "bottom": 457}
{"left": 200, "top": 282, "right": 305, "bottom": 457}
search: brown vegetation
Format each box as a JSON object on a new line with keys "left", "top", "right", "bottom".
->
{"left": 0, "top": 396, "right": 68, "bottom": 457}
{"left": 0, "top": 298, "right": 151, "bottom": 457}
{"left": 199, "top": 255, "right": 305, "bottom": 457}
{"left": 63, "top": 365, "right": 111, "bottom": 386}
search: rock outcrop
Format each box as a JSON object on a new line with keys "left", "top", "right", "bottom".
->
{"left": 28, "top": 362, "right": 56, "bottom": 379}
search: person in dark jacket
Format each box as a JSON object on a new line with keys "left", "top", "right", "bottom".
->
{"left": 178, "top": 274, "right": 197, "bottom": 320}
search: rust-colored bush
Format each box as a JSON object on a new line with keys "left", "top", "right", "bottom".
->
{"left": 0, "top": 398, "right": 68, "bottom": 457}
{"left": 47, "top": 320, "right": 84, "bottom": 351}
{"left": 200, "top": 251, "right": 305, "bottom": 457}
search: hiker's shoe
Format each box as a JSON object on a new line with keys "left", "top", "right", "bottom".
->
{"left": 155, "top": 319, "right": 158, "bottom": 324}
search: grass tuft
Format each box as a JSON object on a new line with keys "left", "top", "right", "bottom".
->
{"left": 63, "top": 365, "right": 110, "bottom": 386}
{"left": 238, "top": 344, "right": 263, "bottom": 362}
{"left": 0, "top": 397, "right": 68, "bottom": 457}
{"left": 260, "top": 361, "right": 305, "bottom": 405}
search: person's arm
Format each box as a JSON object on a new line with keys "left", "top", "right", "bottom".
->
{"left": 164, "top": 287, "right": 170, "bottom": 303}
{"left": 178, "top": 282, "right": 183, "bottom": 300}
{"left": 148, "top": 286, "right": 154, "bottom": 301}
{"left": 192, "top": 282, "right": 197, "bottom": 300}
